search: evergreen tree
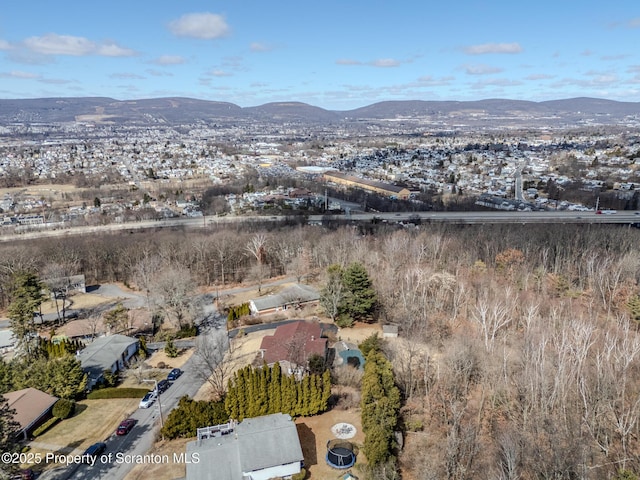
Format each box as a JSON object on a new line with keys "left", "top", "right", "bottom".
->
{"left": 165, "top": 337, "right": 178, "bottom": 358}
{"left": 0, "top": 394, "right": 21, "bottom": 477}
{"left": 360, "top": 350, "right": 400, "bottom": 466}
{"left": 342, "top": 262, "right": 378, "bottom": 323}
{"left": 268, "top": 362, "right": 282, "bottom": 413}
{"left": 7, "top": 271, "right": 45, "bottom": 358}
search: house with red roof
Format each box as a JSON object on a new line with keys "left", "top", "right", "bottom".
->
{"left": 259, "top": 321, "right": 327, "bottom": 375}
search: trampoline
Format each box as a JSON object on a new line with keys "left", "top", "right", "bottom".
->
{"left": 326, "top": 439, "right": 357, "bottom": 469}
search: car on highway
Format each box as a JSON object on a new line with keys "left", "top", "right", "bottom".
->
{"left": 155, "top": 379, "right": 170, "bottom": 394}
{"left": 83, "top": 442, "right": 107, "bottom": 457}
{"left": 167, "top": 368, "right": 182, "bottom": 381}
{"left": 139, "top": 390, "right": 157, "bottom": 409}
{"left": 116, "top": 418, "right": 137, "bottom": 436}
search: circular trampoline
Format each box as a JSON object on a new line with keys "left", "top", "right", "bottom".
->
{"left": 326, "top": 439, "right": 357, "bottom": 469}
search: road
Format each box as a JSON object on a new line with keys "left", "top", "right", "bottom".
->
{"left": 2, "top": 210, "right": 639, "bottom": 242}
{"left": 42, "top": 325, "right": 228, "bottom": 480}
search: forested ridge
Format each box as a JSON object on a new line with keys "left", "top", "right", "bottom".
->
{"left": 2, "top": 222, "right": 640, "bottom": 478}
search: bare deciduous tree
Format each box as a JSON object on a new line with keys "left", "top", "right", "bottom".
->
{"left": 194, "top": 333, "right": 232, "bottom": 399}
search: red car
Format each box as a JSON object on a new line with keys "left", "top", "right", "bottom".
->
{"left": 116, "top": 418, "right": 137, "bottom": 436}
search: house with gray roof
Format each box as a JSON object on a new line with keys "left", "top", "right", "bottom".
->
{"left": 249, "top": 284, "right": 319, "bottom": 316}
{"left": 186, "top": 413, "right": 304, "bottom": 480}
{"left": 76, "top": 334, "right": 138, "bottom": 389}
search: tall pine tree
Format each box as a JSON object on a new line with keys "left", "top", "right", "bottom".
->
{"left": 342, "top": 262, "right": 377, "bottom": 324}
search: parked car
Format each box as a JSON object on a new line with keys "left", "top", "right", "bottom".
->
{"left": 83, "top": 442, "right": 106, "bottom": 457}
{"left": 167, "top": 368, "right": 182, "bottom": 381}
{"left": 139, "top": 391, "right": 157, "bottom": 409}
{"left": 116, "top": 418, "right": 137, "bottom": 436}
{"left": 155, "top": 379, "right": 170, "bottom": 394}
{"left": 11, "top": 469, "right": 35, "bottom": 480}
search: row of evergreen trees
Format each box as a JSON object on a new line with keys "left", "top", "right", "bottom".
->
{"left": 37, "top": 337, "right": 84, "bottom": 359}
{"left": 361, "top": 348, "right": 401, "bottom": 468}
{"left": 225, "top": 363, "right": 331, "bottom": 420}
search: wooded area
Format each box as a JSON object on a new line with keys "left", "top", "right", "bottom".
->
{"left": 2, "top": 221, "right": 640, "bottom": 478}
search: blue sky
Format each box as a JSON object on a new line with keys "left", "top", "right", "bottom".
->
{"left": 0, "top": 1, "right": 639, "bottom": 110}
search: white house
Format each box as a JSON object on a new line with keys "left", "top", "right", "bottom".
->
{"left": 77, "top": 334, "right": 139, "bottom": 389}
{"left": 186, "top": 413, "right": 304, "bottom": 480}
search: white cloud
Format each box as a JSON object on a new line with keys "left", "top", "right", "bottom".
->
{"left": 146, "top": 69, "right": 174, "bottom": 77}
{"left": 0, "top": 70, "right": 40, "bottom": 79}
{"left": 628, "top": 17, "right": 640, "bottom": 28}
{"left": 470, "top": 78, "right": 523, "bottom": 89}
{"left": 250, "top": 42, "right": 272, "bottom": 52}
{"left": 372, "top": 58, "right": 400, "bottom": 68}
{"left": 209, "top": 69, "right": 232, "bottom": 77}
{"left": 336, "top": 58, "right": 402, "bottom": 67}
{"left": 464, "top": 64, "right": 503, "bottom": 75}
{"left": 154, "top": 55, "right": 186, "bottom": 65}
{"left": 336, "top": 59, "right": 362, "bottom": 65}
{"left": 0, "top": 39, "right": 12, "bottom": 50}
{"left": 109, "top": 73, "right": 145, "bottom": 80}
{"left": 24, "top": 34, "right": 94, "bottom": 55}
{"left": 96, "top": 42, "right": 135, "bottom": 57}
{"left": 23, "top": 34, "right": 135, "bottom": 57}
{"left": 168, "top": 13, "right": 230, "bottom": 39}
{"left": 464, "top": 43, "right": 522, "bottom": 55}
{"left": 526, "top": 74, "right": 554, "bottom": 80}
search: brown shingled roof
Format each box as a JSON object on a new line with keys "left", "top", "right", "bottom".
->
{"left": 259, "top": 321, "right": 327, "bottom": 366}
{"left": 3, "top": 387, "right": 58, "bottom": 433}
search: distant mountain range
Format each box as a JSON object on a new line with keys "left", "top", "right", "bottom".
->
{"left": 1, "top": 96, "right": 639, "bottom": 128}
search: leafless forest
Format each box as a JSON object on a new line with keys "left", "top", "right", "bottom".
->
{"left": 2, "top": 222, "right": 640, "bottom": 478}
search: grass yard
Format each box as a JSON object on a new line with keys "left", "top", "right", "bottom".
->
{"left": 26, "top": 398, "right": 139, "bottom": 471}
{"left": 123, "top": 438, "right": 191, "bottom": 480}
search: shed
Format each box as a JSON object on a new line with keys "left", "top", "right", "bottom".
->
{"left": 382, "top": 324, "right": 399, "bottom": 338}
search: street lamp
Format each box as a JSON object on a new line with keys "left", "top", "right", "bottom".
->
{"left": 143, "top": 379, "right": 164, "bottom": 432}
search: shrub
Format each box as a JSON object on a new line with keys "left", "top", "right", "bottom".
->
{"left": 161, "top": 396, "right": 228, "bottom": 440}
{"left": 157, "top": 361, "right": 167, "bottom": 369}
{"left": 291, "top": 468, "right": 306, "bottom": 480}
{"left": 87, "top": 388, "right": 150, "bottom": 399}
{"left": 165, "top": 338, "right": 178, "bottom": 358}
{"left": 102, "top": 369, "right": 118, "bottom": 388}
{"left": 174, "top": 324, "right": 197, "bottom": 339}
{"left": 32, "top": 417, "right": 60, "bottom": 437}
{"left": 52, "top": 399, "right": 75, "bottom": 419}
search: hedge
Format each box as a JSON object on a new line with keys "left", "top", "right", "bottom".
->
{"left": 33, "top": 417, "right": 60, "bottom": 437}
{"left": 87, "top": 387, "right": 150, "bottom": 399}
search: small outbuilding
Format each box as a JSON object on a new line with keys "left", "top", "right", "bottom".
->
{"left": 382, "top": 324, "right": 399, "bottom": 338}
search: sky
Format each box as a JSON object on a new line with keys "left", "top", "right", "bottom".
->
{"left": 0, "top": 1, "right": 639, "bottom": 110}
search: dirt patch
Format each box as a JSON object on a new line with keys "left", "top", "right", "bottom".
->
{"left": 296, "top": 408, "right": 366, "bottom": 479}
{"left": 147, "top": 348, "right": 194, "bottom": 370}
{"left": 336, "top": 323, "right": 383, "bottom": 345}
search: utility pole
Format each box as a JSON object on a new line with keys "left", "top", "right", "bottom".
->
{"left": 143, "top": 379, "right": 164, "bottom": 436}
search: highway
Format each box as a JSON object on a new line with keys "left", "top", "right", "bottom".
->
{"left": 1, "top": 210, "right": 639, "bottom": 242}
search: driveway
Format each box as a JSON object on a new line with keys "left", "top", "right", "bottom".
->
{"left": 87, "top": 284, "right": 146, "bottom": 310}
